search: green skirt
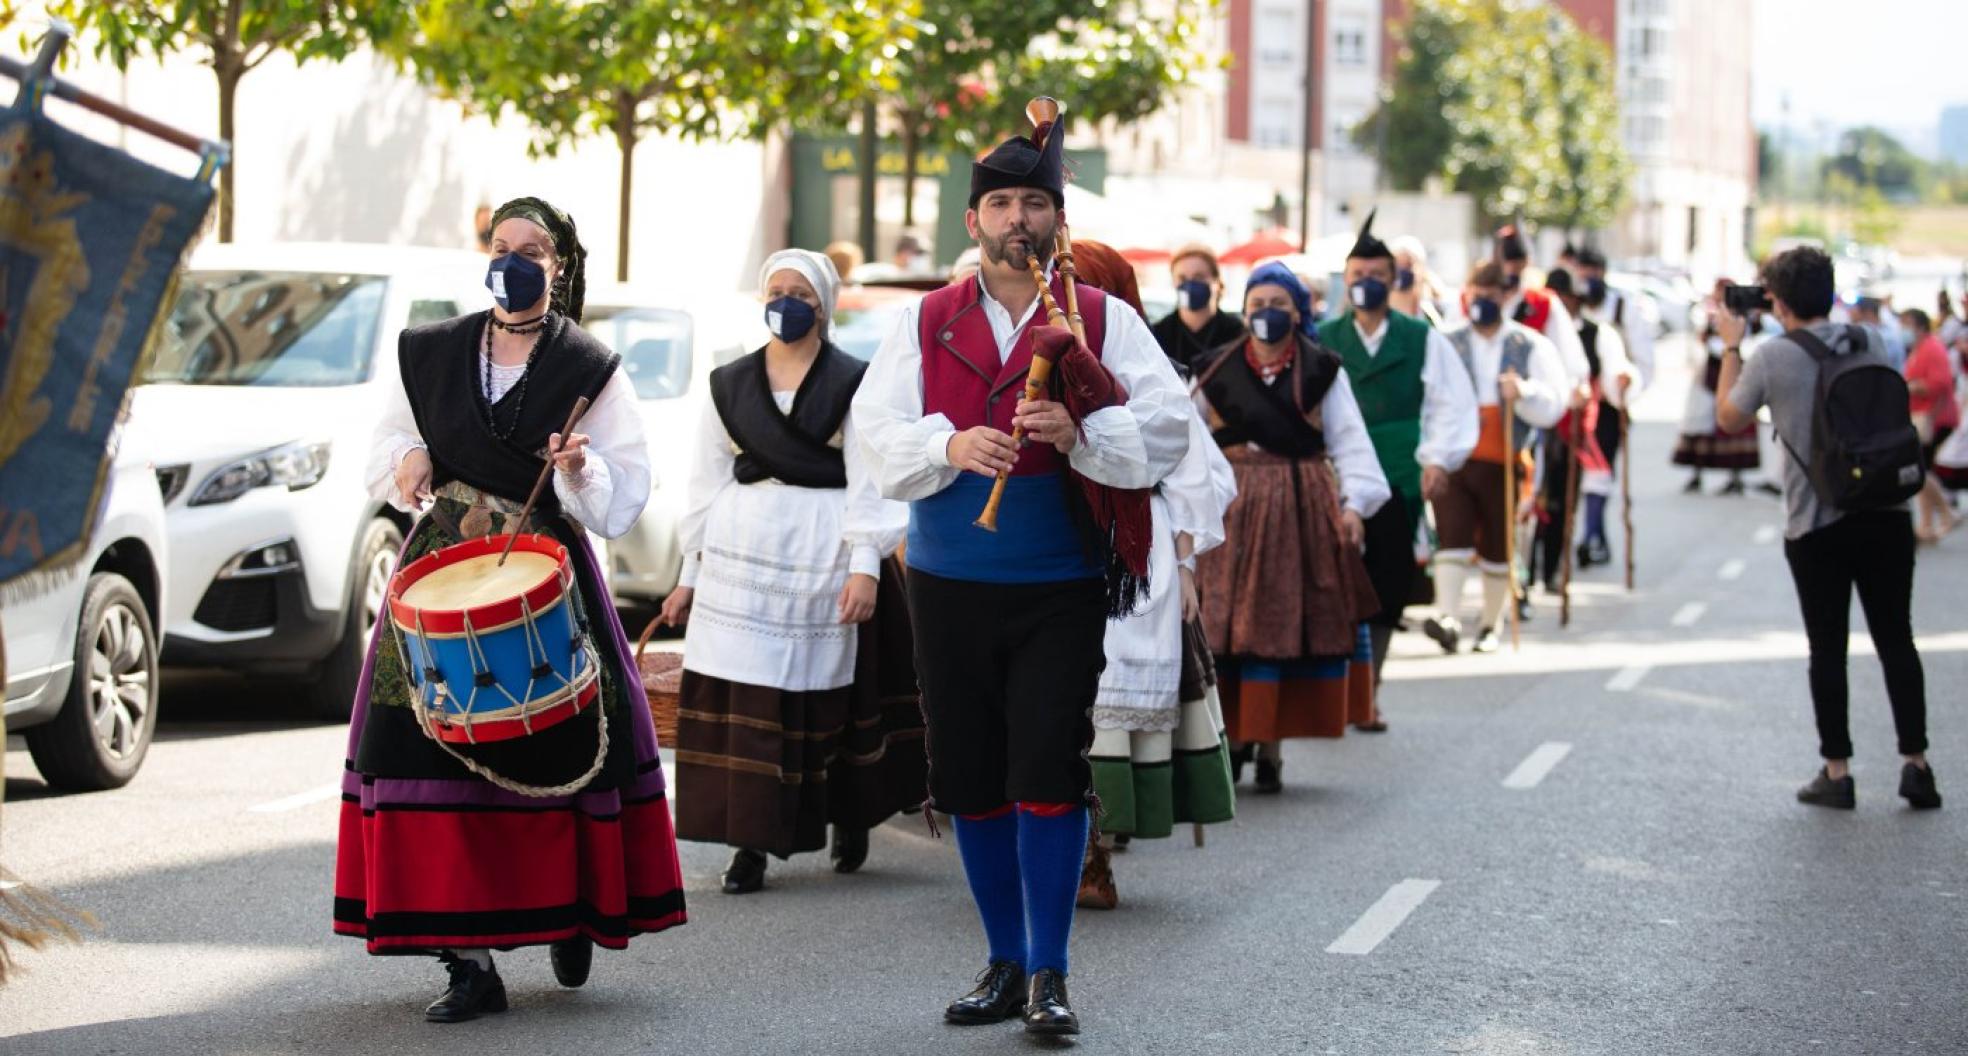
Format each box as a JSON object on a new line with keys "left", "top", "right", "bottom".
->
{"left": 1090, "top": 621, "right": 1235, "bottom": 838}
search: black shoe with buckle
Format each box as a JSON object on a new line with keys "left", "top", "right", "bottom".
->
{"left": 550, "top": 936, "right": 593, "bottom": 988}
{"left": 426, "top": 954, "right": 509, "bottom": 1023}
{"left": 1024, "top": 969, "right": 1080, "bottom": 1036}
{"left": 1796, "top": 768, "right": 1855, "bottom": 810}
{"left": 1254, "top": 757, "right": 1283, "bottom": 794}
{"left": 722, "top": 847, "right": 768, "bottom": 894}
{"left": 831, "top": 824, "right": 869, "bottom": 874}
{"left": 1900, "top": 763, "right": 1942, "bottom": 810}
{"left": 945, "top": 961, "right": 1026, "bottom": 1025}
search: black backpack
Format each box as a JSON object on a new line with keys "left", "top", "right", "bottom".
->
{"left": 1778, "top": 326, "right": 1925, "bottom": 511}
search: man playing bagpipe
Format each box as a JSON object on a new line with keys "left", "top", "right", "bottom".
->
{"left": 851, "top": 99, "right": 1190, "bottom": 1037}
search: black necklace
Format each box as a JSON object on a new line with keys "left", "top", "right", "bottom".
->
{"left": 489, "top": 310, "right": 549, "bottom": 335}
{"left": 480, "top": 314, "right": 551, "bottom": 442}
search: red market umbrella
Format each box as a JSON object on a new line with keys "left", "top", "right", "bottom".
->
{"left": 1218, "top": 231, "right": 1300, "bottom": 267}
{"left": 1117, "top": 246, "right": 1173, "bottom": 265}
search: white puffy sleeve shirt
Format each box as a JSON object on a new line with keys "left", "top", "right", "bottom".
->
{"left": 851, "top": 282, "right": 1192, "bottom": 500}
{"left": 365, "top": 354, "right": 650, "bottom": 540}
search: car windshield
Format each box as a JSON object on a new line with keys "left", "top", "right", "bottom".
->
{"left": 584, "top": 307, "right": 694, "bottom": 399}
{"left": 146, "top": 271, "right": 387, "bottom": 387}
{"left": 832, "top": 302, "right": 911, "bottom": 361}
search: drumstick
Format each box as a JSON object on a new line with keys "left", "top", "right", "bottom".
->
{"left": 498, "top": 396, "right": 592, "bottom": 567}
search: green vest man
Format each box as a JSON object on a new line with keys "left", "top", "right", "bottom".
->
{"left": 1316, "top": 210, "right": 1480, "bottom": 728}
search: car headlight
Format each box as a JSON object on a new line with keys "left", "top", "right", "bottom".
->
{"left": 189, "top": 440, "right": 332, "bottom": 506}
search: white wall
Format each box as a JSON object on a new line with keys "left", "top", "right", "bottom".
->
{"left": 45, "top": 42, "right": 779, "bottom": 294}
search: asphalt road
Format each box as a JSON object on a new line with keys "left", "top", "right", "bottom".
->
{"left": 4, "top": 341, "right": 1964, "bottom": 1055}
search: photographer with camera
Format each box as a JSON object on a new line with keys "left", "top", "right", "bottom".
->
{"left": 1714, "top": 246, "right": 1939, "bottom": 811}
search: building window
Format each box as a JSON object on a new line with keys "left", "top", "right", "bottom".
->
{"left": 1334, "top": 27, "right": 1367, "bottom": 66}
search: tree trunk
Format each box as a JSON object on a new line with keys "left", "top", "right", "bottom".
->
{"left": 215, "top": 65, "right": 240, "bottom": 243}
{"left": 614, "top": 103, "right": 637, "bottom": 283}
{"left": 857, "top": 99, "right": 878, "bottom": 261}
{"left": 901, "top": 120, "right": 920, "bottom": 228}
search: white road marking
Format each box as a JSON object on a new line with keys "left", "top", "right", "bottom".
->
{"left": 1605, "top": 664, "right": 1652, "bottom": 692}
{"left": 1326, "top": 879, "right": 1441, "bottom": 955}
{"left": 248, "top": 784, "right": 342, "bottom": 814}
{"left": 1718, "top": 559, "right": 1746, "bottom": 581}
{"left": 1670, "top": 602, "right": 1708, "bottom": 627}
{"left": 1754, "top": 525, "right": 1779, "bottom": 545}
{"left": 1502, "top": 742, "right": 1573, "bottom": 790}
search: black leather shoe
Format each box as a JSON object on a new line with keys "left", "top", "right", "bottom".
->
{"left": 1797, "top": 768, "right": 1856, "bottom": 810}
{"left": 1254, "top": 757, "right": 1283, "bottom": 794}
{"left": 1578, "top": 538, "right": 1611, "bottom": 568}
{"left": 1516, "top": 597, "right": 1535, "bottom": 622}
{"left": 722, "top": 848, "right": 768, "bottom": 894}
{"left": 945, "top": 961, "right": 1026, "bottom": 1024}
{"left": 425, "top": 955, "right": 508, "bottom": 1023}
{"left": 1900, "top": 763, "right": 1942, "bottom": 810}
{"left": 1024, "top": 969, "right": 1080, "bottom": 1036}
{"left": 550, "top": 936, "right": 593, "bottom": 988}
{"left": 831, "top": 825, "right": 869, "bottom": 874}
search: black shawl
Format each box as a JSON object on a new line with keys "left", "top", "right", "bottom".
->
{"left": 397, "top": 311, "right": 621, "bottom": 512}
{"left": 708, "top": 342, "right": 866, "bottom": 488}
{"left": 1195, "top": 333, "right": 1341, "bottom": 458}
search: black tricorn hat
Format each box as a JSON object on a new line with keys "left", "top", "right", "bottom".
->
{"left": 970, "top": 100, "right": 1068, "bottom": 209}
{"left": 1348, "top": 207, "right": 1392, "bottom": 261}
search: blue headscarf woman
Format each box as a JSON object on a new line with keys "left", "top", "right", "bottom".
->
{"left": 1187, "top": 255, "right": 1391, "bottom": 794}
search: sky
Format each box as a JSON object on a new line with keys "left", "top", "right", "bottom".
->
{"left": 1752, "top": 0, "right": 1968, "bottom": 147}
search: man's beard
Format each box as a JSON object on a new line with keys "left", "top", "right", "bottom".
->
{"left": 980, "top": 220, "right": 1057, "bottom": 270}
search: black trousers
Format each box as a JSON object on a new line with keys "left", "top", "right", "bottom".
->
{"left": 906, "top": 570, "right": 1107, "bottom": 815}
{"left": 1531, "top": 431, "right": 1575, "bottom": 589}
{"left": 1781, "top": 510, "right": 1928, "bottom": 760}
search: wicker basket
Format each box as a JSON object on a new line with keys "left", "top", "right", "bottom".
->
{"left": 634, "top": 617, "right": 683, "bottom": 745}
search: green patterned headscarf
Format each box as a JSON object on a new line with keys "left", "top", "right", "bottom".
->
{"left": 490, "top": 196, "right": 587, "bottom": 323}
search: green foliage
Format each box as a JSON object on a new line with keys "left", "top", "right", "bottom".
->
{"left": 1355, "top": 0, "right": 1628, "bottom": 232}
{"left": 394, "top": 0, "right": 916, "bottom": 154}
{"left": 1819, "top": 126, "right": 1923, "bottom": 200}
{"left": 882, "top": 0, "right": 1215, "bottom": 156}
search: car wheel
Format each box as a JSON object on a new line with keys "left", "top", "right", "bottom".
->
{"left": 308, "top": 518, "right": 402, "bottom": 722}
{"left": 25, "top": 573, "right": 160, "bottom": 791}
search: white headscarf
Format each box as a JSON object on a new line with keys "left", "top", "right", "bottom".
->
{"left": 759, "top": 248, "right": 841, "bottom": 338}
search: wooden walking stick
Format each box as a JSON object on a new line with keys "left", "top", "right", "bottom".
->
{"left": 1620, "top": 405, "right": 1635, "bottom": 591}
{"left": 498, "top": 395, "right": 591, "bottom": 566}
{"left": 1503, "top": 393, "right": 1522, "bottom": 651}
{"left": 1559, "top": 414, "right": 1581, "bottom": 628}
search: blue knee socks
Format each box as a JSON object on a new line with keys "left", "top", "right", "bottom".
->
{"left": 1584, "top": 493, "right": 1608, "bottom": 544}
{"left": 1017, "top": 806, "right": 1090, "bottom": 976}
{"left": 953, "top": 811, "right": 1026, "bottom": 968}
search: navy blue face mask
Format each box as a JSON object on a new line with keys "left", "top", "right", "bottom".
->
{"left": 1470, "top": 297, "right": 1503, "bottom": 327}
{"left": 487, "top": 253, "right": 549, "bottom": 313}
{"left": 1177, "top": 279, "right": 1214, "bottom": 312}
{"left": 764, "top": 296, "right": 818, "bottom": 342}
{"left": 1502, "top": 270, "right": 1522, "bottom": 292}
{"left": 1584, "top": 276, "right": 1608, "bottom": 306}
{"left": 1350, "top": 277, "right": 1390, "bottom": 312}
{"left": 1248, "top": 307, "right": 1296, "bottom": 344}
{"left": 1395, "top": 267, "right": 1416, "bottom": 292}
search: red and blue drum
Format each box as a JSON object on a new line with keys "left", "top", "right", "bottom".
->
{"left": 387, "top": 533, "right": 599, "bottom": 745}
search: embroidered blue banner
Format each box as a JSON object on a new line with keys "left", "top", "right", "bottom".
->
{"left": 0, "top": 103, "right": 213, "bottom": 587}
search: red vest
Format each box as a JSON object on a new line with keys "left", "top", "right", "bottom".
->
{"left": 917, "top": 273, "right": 1108, "bottom": 477}
{"left": 1514, "top": 287, "right": 1552, "bottom": 334}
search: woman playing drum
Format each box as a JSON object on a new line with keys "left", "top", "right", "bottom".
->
{"left": 660, "top": 249, "right": 919, "bottom": 895}
{"left": 334, "top": 197, "right": 686, "bottom": 1023}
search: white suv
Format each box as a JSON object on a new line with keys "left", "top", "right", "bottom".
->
{"left": 4, "top": 439, "right": 169, "bottom": 790}
{"left": 123, "top": 243, "right": 488, "bottom": 719}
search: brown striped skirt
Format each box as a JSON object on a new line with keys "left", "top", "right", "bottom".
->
{"left": 673, "top": 566, "right": 925, "bottom": 858}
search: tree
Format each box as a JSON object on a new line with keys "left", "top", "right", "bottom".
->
{"left": 57, "top": 0, "right": 403, "bottom": 242}
{"left": 1820, "top": 126, "right": 1923, "bottom": 202}
{"left": 876, "top": 0, "right": 1214, "bottom": 229}
{"left": 1354, "top": 0, "right": 1628, "bottom": 232}
{"left": 393, "top": 0, "right": 916, "bottom": 281}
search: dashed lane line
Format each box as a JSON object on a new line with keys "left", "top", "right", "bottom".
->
{"left": 1605, "top": 664, "right": 1652, "bottom": 692}
{"left": 1327, "top": 879, "right": 1442, "bottom": 956}
{"left": 1502, "top": 742, "right": 1574, "bottom": 790}
{"left": 1670, "top": 602, "right": 1709, "bottom": 627}
{"left": 1718, "top": 559, "right": 1746, "bottom": 581}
